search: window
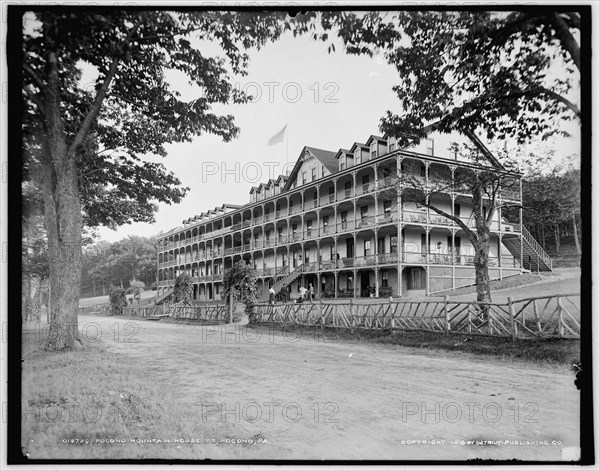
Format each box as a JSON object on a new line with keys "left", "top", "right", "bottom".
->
{"left": 322, "top": 166, "right": 326, "bottom": 178}
{"left": 420, "top": 165, "right": 426, "bottom": 178}
{"left": 391, "top": 236, "right": 398, "bottom": 254}
{"left": 306, "top": 220, "right": 312, "bottom": 236}
{"left": 311, "top": 167, "right": 317, "bottom": 181}
{"left": 340, "top": 155, "right": 346, "bottom": 170}
{"left": 382, "top": 269, "right": 388, "bottom": 281}
{"left": 426, "top": 138, "right": 434, "bottom": 156}
{"left": 360, "top": 206, "right": 368, "bottom": 219}
{"left": 302, "top": 172, "right": 307, "bottom": 184}
{"left": 355, "top": 148, "right": 362, "bottom": 164}
{"left": 370, "top": 141, "right": 377, "bottom": 159}
{"left": 347, "top": 275, "right": 353, "bottom": 291}
{"left": 364, "top": 240, "right": 371, "bottom": 255}
{"left": 265, "top": 230, "right": 270, "bottom": 243}
{"left": 388, "top": 137, "right": 396, "bottom": 152}
{"left": 292, "top": 223, "right": 298, "bottom": 234}
{"left": 313, "top": 192, "right": 318, "bottom": 205}
{"left": 282, "top": 253, "right": 287, "bottom": 266}
{"left": 341, "top": 210, "right": 348, "bottom": 229}
{"left": 323, "top": 215, "right": 329, "bottom": 227}
{"left": 344, "top": 181, "right": 352, "bottom": 197}
{"left": 328, "top": 186, "right": 335, "bottom": 202}
{"left": 278, "top": 227, "right": 283, "bottom": 242}
{"left": 276, "top": 203, "right": 280, "bottom": 212}
{"left": 408, "top": 268, "right": 426, "bottom": 290}
{"left": 454, "top": 203, "right": 461, "bottom": 217}
{"left": 383, "top": 200, "right": 392, "bottom": 214}
{"left": 378, "top": 237, "right": 385, "bottom": 254}
{"left": 362, "top": 175, "right": 370, "bottom": 191}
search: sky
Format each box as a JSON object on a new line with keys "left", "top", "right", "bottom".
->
{"left": 93, "top": 13, "right": 581, "bottom": 243}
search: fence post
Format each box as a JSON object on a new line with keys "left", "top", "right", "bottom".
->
{"left": 444, "top": 296, "right": 450, "bottom": 334}
{"left": 507, "top": 296, "right": 516, "bottom": 340}
{"left": 350, "top": 299, "right": 354, "bottom": 334}
{"left": 320, "top": 299, "right": 324, "bottom": 329}
{"left": 229, "top": 293, "right": 234, "bottom": 323}
{"left": 557, "top": 296, "right": 565, "bottom": 338}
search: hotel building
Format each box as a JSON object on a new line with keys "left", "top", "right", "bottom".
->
{"left": 156, "top": 132, "right": 551, "bottom": 302}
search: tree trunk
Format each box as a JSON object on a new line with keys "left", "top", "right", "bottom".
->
{"left": 42, "top": 155, "right": 83, "bottom": 350}
{"left": 572, "top": 212, "right": 581, "bottom": 255}
{"left": 541, "top": 225, "right": 545, "bottom": 249}
{"left": 473, "top": 228, "right": 492, "bottom": 304}
{"left": 22, "top": 273, "right": 31, "bottom": 322}
{"left": 554, "top": 224, "right": 560, "bottom": 254}
{"left": 472, "top": 185, "right": 492, "bottom": 306}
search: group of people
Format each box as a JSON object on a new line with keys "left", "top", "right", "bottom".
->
{"left": 268, "top": 283, "right": 314, "bottom": 305}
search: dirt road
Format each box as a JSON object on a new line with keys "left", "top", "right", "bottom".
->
{"left": 81, "top": 314, "right": 580, "bottom": 461}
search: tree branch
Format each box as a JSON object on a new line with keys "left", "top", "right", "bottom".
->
{"left": 552, "top": 12, "right": 581, "bottom": 72}
{"left": 23, "top": 63, "right": 46, "bottom": 92}
{"left": 537, "top": 86, "right": 581, "bottom": 117}
{"left": 68, "top": 22, "right": 141, "bottom": 160}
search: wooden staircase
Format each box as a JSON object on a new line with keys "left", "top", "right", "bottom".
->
{"left": 257, "top": 264, "right": 304, "bottom": 302}
{"left": 502, "top": 226, "right": 553, "bottom": 272}
{"left": 154, "top": 287, "right": 175, "bottom": 305}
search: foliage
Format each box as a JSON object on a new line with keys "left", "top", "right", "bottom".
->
{"left": 319, "top": 10, "right": 581, "bottom": 145}
{"left": 22, "top": 11, "right": 309, "bottom": 228}
{"left": 81, "top": 235, "right": 158, "bottom": 296}
{"left": 129, "top": 279, "right": 145, "bottom": 301}
{"left": 108, "top": 286, "right": 128, "bottom": 316}
{"left": 223, "top": 261, "right": 258, "bottom": 322}
{"left": 20, "top": 9, "right": 310, "bottom": 349}
{"left": 173, "top": 273, "right": 193, "bottom": 305}
{"left": 519, "top": 158, "right": 580, "bottom": 252}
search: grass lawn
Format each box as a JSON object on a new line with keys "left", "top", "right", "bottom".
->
{"left": 21, "top": 326, "right": 248, "bottom": 459}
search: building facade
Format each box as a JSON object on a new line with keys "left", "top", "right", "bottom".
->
{"left": 156, "top": 132, "right": 549, "bottom": 302}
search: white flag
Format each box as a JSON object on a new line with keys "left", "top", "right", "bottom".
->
{"left": 267, "top": 125, "right": 287, "bottom": 146}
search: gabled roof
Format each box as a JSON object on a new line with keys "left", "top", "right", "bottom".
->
{"left": 335, "top": 148, "right": 352, "bottom": 159}
{"left": 365, "top": 135, "right": 386, "bottom": 145}
{"left": 249, "top": 186, "right": 259, "bottom": 194}
{"left": 283, "top": 146, "right": 338, "bottom": 191}
{"left": 349, "top": 142, "right": 369, "bottom": 153}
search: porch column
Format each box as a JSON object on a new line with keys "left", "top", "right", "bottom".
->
{"left": 334, "top": 271, "right": 339, "bottom": 298}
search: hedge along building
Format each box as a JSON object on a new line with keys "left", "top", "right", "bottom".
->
{"left": 156, "top": 131, "right": 552, "bottom": 302}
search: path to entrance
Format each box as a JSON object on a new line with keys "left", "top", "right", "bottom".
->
{"left": 81, "top": 314, "right": 580, "bottom": 461}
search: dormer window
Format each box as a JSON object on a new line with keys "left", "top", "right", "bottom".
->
{"left": 370, "top": 141, "right": 377, "bottom": 159}
{"left": 388, "top": 137, "right": 397, "bottom": 152}
{"left": 302, "top": 171, "right": 307, "bottom": 185}
{"left": 426, "top": 138, "right": 434, "bottom": 156}
{"left": 354, "top": 148, "right": 362, "bottom": 164}
{"left": 311, "top": 167, "right": 317, "bottom": 181}
{"left": 340, "top": 155, "right": 346, "bottom": 170}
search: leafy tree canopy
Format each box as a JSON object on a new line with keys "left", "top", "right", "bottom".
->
{"left": 23, "top": 10, "right": 308, "bottom": 229}
{"left": 319, "top": 10, "right": 581, "bottom": 146}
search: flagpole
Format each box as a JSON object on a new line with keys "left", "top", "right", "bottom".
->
{"left": 286, "top": 124, "right": 289, "bottom": 170}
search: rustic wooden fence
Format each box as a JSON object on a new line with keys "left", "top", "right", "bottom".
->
{"left": 123, "top": 303, "right": 229, "bottom": 322}
{"left": 78, "top": 303, "right": 111, "bottom": 316}
{"left": 254, "top": 293, "right": 580, "bottom": 339}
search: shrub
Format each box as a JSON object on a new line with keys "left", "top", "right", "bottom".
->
{"left": 173, "top": 273, "right": 192, "bottom": 304}
{"left": 108, "top": 287, "right": 128, "bottom": 316}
